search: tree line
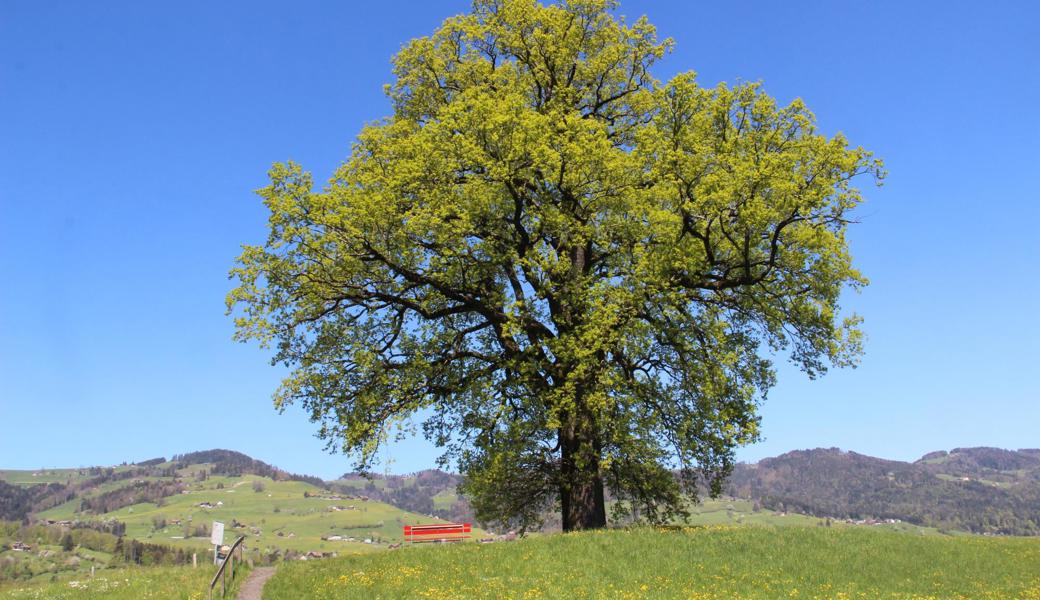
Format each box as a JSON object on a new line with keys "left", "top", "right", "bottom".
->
{"left": 172, "top": 449, "right": 326, "bottom": 488}
{"left": 79, "top": 480, "right": 185, "bottom": 514}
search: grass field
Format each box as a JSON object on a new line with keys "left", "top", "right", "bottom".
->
{"left": 0, "top": 468, "right": 134, "bottom": 487}
{"left": 262, "top": 525, "right": 1040, "bottom": 600}
{"left": 676, "top": 498, "right": 950, "bottom": 536}
{"left": 0, "top": 563, "right": 241, "bottom": 600}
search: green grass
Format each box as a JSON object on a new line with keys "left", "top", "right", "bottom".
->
{"left": 0, "top": 563, "right": 242, "bottom": 600}
{"left": 934, "top": 473, "right": 1012, "bottom": 489}
{"left": 0, "top": 469, "right": 131, "bottom": 487}
{"left": 431, "top": 491, "right": 461, "bottom": 511}
{"left": 330, "top": 478, "right": 391, "bottom": 491}
{"left": 681, "top": 498, "right": 822, "bottom": 527}
{"left": 677, "top": 498, "right": 948, "bottom": 535}
{"left": 262, "top": 525, "right": 1040, "bottom": 599}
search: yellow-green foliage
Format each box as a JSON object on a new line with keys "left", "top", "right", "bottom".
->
{"left": 228, "top": 0, "right": 885, "bottom": 532}
{"left": 262, "top": 526, "right": 1040, "bottom": 600}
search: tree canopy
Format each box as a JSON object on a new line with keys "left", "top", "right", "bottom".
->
{"left": 228, "top": 0, "right": 883, "bottom": 531}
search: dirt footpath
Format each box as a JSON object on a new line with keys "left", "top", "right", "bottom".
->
{"left": 236, "top": 567, "right": 276, "bottom": 600}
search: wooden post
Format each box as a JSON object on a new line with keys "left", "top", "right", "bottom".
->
{"left": 193, "top": 553, "right": 197, "bottom": 568}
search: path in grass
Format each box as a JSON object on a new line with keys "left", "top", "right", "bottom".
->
{"left": 237, "top": 567, "right": 276, "bottom": 600}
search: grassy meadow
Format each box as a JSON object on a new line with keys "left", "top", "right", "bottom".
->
{"left": 0, "top": 468, "right": 134, "bottom": 487}
{"left": 675, "top": 499, "right": 949, "bottom": 536}
{"left": 0, "top": 563, "right": 241, "bottom": 600}
{"left": 262, "top": 525, "right": 1040, "bottom": 600}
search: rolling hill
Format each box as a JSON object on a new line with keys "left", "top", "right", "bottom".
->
{"left": 726, "top": 447, "right": 1040, "bottom": 535}
{"left": 0, "top": 450, "right": 485, "bottom": 587}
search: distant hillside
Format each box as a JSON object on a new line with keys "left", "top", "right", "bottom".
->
{"left": 335, "top": 447, "right": 1040, "bottom": 536}
{"left": 727, "top": 447, "right": 1040, "bottom": 535}
{"left": 0, "top": 450, "right": 327, "bottom": 524}
{"left": 171, "top": 449, "right": 327, "bottom": 488}
{"left": 0, "top": 480, "right": 65, "bottom": 521}
{"left": 331, "top": 470, "right": 472, "bottom": 524}
{"left": 4, "top": 446, "right": 1039, "bottom": 541}
{"left": 0, "top": 450, "right": 491, "bottom": 585}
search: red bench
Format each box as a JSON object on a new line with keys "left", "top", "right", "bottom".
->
{"left": 403, "top": 522, "right": 471, "bottom": 543}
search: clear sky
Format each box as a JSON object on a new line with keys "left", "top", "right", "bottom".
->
{"left": 1, "top": 1, "right": 1037, "bottom": 480}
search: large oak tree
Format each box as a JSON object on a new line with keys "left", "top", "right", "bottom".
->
{"left": 228, "top": 0, "right": 883, "bottom": 532}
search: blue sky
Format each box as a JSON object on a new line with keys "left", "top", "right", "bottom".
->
{"left": 1, "top": 1, "right": 1037, "bottom": 480}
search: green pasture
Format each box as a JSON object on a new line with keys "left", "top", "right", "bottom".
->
{"left": 0, "top": 468, "right": 134, "bottom": 488}
{"left": 677, "top": 498, "right": 946, "bottom": 535}
{"left": 0, "top": 563, "right": 242, "bottom": 600}
{"left": 263, "top": 525, "right": 1040, "bottom": 600}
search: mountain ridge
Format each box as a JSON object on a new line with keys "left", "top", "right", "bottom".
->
{"left": 727, "top": 446, "right": 1040, "bottom": 535}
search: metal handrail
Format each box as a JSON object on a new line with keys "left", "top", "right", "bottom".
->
{"left": 208, "top": 535, "right": 246, "bottom": 600}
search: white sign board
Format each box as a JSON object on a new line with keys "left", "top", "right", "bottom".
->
{"left": 210, "top": 521, "right": 225, "bottom": 546}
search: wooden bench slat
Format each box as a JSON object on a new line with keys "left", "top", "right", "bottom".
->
{"left": 403, "top": 522, "right": 472, "bottom": 543}
{"left": 406, "top": 526, "right": 469, "bottom": 535}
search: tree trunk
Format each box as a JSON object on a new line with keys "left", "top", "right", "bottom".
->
{"left": 559, "top": 416, "right": 607, "bottom": 531}
{"left": 558, "top": 243, "right": 606, "bottom": 531}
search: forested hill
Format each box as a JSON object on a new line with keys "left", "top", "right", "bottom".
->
{"left": 330, "top": 469, "right": 472, "bottom": 524}
{"left": 171, "top": 449, "right": 326, "bottom": 487}
{"left": 726, "top": 447, "right": 1040, "bottom": 535}
{"left": 0, "top": 480, "right": 65, "bottom": 521}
